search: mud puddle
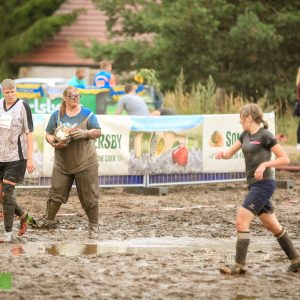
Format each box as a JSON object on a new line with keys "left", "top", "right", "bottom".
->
{"left": 0, "top": 237, "right": 281, "bottom": 257}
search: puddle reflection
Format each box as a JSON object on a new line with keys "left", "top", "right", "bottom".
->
{"left": 45, "top": 237, "right": 279, "bottom": 257}
{"left": 0, "top": 237, "right": 284, "bottom": 257}
{"left": 11, "top": 245, "right": 25, "bottom": 256}
{"left": 47, "top": 244, "right": 98, "bottom": 256}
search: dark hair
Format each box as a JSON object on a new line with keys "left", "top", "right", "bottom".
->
{"left": 125, "top": 84, "right": 134, "bottom": 94}
{"left": 240, "top": 103, "right": 268, "bottom": 129}
{"left": 60, "top": 86, "right": 78, "bottom": 116}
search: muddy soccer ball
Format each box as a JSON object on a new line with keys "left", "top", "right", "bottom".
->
{"left": 53, "top": 125, "right": 72, "bottom": 144}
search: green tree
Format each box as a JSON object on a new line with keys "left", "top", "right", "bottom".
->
{"left": 0, "top": 0, "right": 78, "bottom": 79}
{"left": 75, "top": 0, "right": 299, "bottom": 101}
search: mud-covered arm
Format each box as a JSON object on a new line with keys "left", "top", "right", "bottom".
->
{"left": 86, "top": 128, "right": 101, "bottom": 140}
{"left": 45, "top": 132, "right": 56, "bottom": 146}
{"left": 45, "top": 132, "right": 68, "bottom": 149}
{"left": 69, "top": 128, "right": 101, "bottom": 140}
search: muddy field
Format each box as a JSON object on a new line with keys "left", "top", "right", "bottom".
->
{"left": 0, "top": 167, "right": 299, "bottom": 299}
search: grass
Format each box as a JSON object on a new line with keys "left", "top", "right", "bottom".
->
{"left": 163, "top": 72, "right": 299, "bottom": 146}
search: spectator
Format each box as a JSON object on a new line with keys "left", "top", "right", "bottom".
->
{"left": 68, "top": 68, "right": 86, "bottom": 89}
{"left": 151, "top": 108, "right": 176, "bottom": 116}
{"left": 116, "top": 84, "right": 149, "bottom": 116}
{"left": 94, "top": 60, "right": 116, "bottom": 89}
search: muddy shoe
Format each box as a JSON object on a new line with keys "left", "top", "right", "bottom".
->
{"left": 88, "top": 223, "right": 99, "bottom": 239}
{"left": 35, "top": 218, "right": 57, "bottom": 229}
{"left": 287, "top": 262, "right": 300, "bottom": 273}
{"left": 18, "top": 213, "right": 37, "bottom": 236}
{"left": 220, "top": 264, "right": 246, "bottom": 275}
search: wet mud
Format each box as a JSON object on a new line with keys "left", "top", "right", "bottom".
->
{"left": 0, "top": 169, "right": 299, "bottom": 299}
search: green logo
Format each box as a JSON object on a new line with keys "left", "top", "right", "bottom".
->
{"left": 0, "top": 273, "right": 12, "bottom": 290}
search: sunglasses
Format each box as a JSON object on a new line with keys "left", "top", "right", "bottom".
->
{"left": 67, "top": 94, "right": 80, "bottom": 100}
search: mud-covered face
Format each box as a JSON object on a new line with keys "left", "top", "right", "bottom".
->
{"left": 65, "top": 90, "right": 80, "bottom": 107}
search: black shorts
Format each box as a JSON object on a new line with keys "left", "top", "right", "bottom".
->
{"left": 242, "top": 179, "right": 276, "bottom": 216}
{"left": 0, "top": 160, "right": 27, "bottom": 183}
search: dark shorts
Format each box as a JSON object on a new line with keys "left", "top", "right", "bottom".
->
{"left": 0, "top": 160, "right": 27, "bottom": 183}
{"left": 242, "top": 179, "right": 276, "bottom": 216}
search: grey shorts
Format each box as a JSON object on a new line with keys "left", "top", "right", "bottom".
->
{"left": 242, "top": 179, "right": 276, "bottom": 215}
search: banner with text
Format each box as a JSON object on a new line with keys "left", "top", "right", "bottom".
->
{"left": 26, "top": 113, "right": 275, "bottom": 178}
{"left": 202, "top": 113, "right": 275, "bottom": 172}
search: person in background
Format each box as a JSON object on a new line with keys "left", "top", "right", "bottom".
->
{"left": 38, "top": 86, "right": 101, "bottom": 239}
{"left": 94, "top": 61, "right": 117, "bottom": 114}
{"left": 216, "top": 103, "right": 299, "bottom": 274}
{"left": 116, "top": 84, "right": 149, "bottom": 116}
{"left": 296, "top": 67, "right": 300, "bottom": 150}
{"left": 94, "top": 60, "right": 116, "bottom": 89}
{"left": 0, "top": 79, "right": 36, "bottom": 242}
{"left": 68, "top": 68, "right": 86, "bottom": 89}
{"left": 151, "top": 108, "right": 176, "bottom": 116}
{"left": 133, "top": 73, "right": 163, "bottom": 109}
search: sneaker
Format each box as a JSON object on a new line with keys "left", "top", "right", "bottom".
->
{"left": 296, "top": 144, "right": 300, "bottom": 151}
{"left": 3, "top": 231, "right": 13, "bottom": 242}
{"left": 88, "top": 223, "right": 99, "bottom": 239}
{"left": 18, "top": 218, "right": 27, "bottom": 236}
{"left": 18, "top": 213, "right": 37, "bottom": 236}
{"left": 287, "top": 262, "right": 300, "bottom": 273}
{"left": 220, "top": 264, "right": 246, "bottom": 275}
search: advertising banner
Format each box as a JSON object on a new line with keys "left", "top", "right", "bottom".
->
{"left": 27, "top": 113, "right": 275, "bottom": 178}
{"left": 202, "top": 113, "right": 275, "bottom": 172}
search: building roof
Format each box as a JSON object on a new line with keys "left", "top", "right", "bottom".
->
{"left": 12, "top": 0, "right": 108, "bottom": 67}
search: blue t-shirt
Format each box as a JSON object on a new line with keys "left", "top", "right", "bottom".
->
{"left": 46, "top": 107, "right": 100, "bottom": 134}
{"left": 94, "top": 71, "right": 112, "bottom": 89}
{"left": 68, "top": 76, "right": 86, "bottom": 89}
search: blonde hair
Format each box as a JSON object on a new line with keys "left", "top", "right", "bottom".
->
{"left": 240, "top": 103, "right": 268, "bottom": 129}
{"left": 60, "top": 86, "right": 78, "bottom": 116}
{"left": 1, "top": 78, "right": 16, "bottom": 89}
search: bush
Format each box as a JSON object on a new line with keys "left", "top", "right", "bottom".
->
{"left": 163, "top": 72, "right": 298, "bottom": 145}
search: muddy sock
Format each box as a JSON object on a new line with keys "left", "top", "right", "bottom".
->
{"left": 45, "top": 200, "right": 62, "bottom": 220}
{"left": 85, "top": 203, "right": 99, "bottom": 225}
{"left": 276, "top": 229, "right": 299, "bottom": 260}
{"left": 15, "top": 204, "right": 24, "bottom": 218}
{"left": 2, "top": 183, "right": 16, "bottom": 232}
{"left": 235, "top": 231, "right": 250, "bottom": 266}
{"left": 12, "top": 190, "right": 24, "bottom": 217}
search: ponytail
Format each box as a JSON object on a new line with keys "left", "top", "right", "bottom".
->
{"left": 262, "top": 119, "right": 268, "bottom": 129}
{"left": 60, "top": 100, "right": 66, "bottom": 117}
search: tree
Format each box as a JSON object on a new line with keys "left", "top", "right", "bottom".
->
{"left": 0, "top": 0, "right": 79, "bottom": 79}
{"left": 75, "top": 0, "right": 300, "bottom": 101}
